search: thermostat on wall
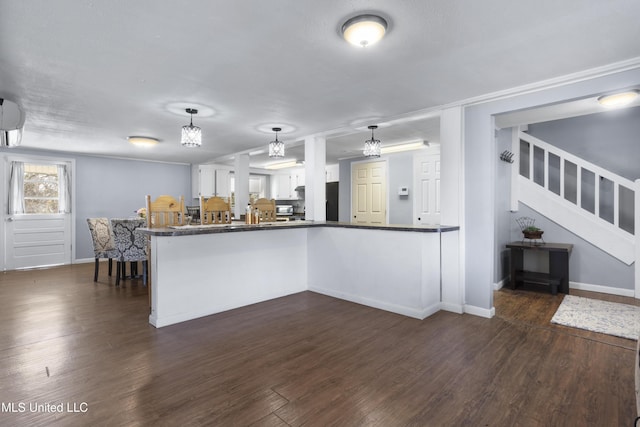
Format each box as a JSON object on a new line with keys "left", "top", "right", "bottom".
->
{"left": 398, "top": 186, "right": 409, "bottom": 196}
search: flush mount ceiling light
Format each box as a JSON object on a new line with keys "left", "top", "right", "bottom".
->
{"left": 341, "top": 14, "right": 388, "bottom": 47}
{"left": 181, "top": 108, "right": 201, "bottom": 147}
{"left": 128, "top": 136, "right": 158, "bottom": 147}
{"left": 363, "top": 125, "right": 381, "bottom": 158}
{"left": 597, "top": 90, "right": 639, "bottom": 107}
{"left": 268, "top": 127, "right": 285, "bottom": 158}
{"left": 265, "top": 160, "right": 298, "bottom": 170}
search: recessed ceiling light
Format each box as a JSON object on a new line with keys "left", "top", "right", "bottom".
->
{"left": 597, "top": 90, "right": 639, "bottom": 107}
{"left": 341, "top": 14, "right": 388, "bottom": 47}
{"left": 128, "top": 136, "right": 158, "bottom": 147}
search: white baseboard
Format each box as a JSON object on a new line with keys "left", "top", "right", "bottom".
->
{"left": 569, "top": 281, "right": 635, "bottom": 298}
{"left": 74, "top": 257, "right": 94, "bottom": 264}
{"left": 493, "top": 277, "right": 507, "bottom": 291}
{"left": 440, "top": 302, "right": 464, "bottom": 314}
{"left": 309, "top": 286, "right": 440, "bottom": 320}
{"left": 464, "top": 304, "right": 495, "bottom": 318}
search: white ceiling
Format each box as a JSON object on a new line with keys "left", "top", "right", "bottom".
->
{"left": 1, "top": 1, "right": 640, "bottom": 168}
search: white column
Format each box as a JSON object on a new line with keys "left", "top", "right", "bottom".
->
{"left": 439, "top": 106, "right": 464, "bottom": 314}
{"left": 304, "top": 136, "right": 326, "bottom": 221}
{"left": 510, "top": 127, "right": 520, "bottom": 212}
{"left": 440, "top": 107, "right": 462, "bottom": 226}
{"left": 635, "top": 179, "right": 640, "bottom": 298}
{"left": 234, "top": 154, "right": 250, "bottom": 219}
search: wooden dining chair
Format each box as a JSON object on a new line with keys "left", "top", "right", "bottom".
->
{"left": 251, "top": 198, "right": 277, "bottom": 222}
{"left": 200, "top": 196, "right": 232, "bottom": 225}
{"left": 145, "top": 195, "right": 185, "bottom": 228}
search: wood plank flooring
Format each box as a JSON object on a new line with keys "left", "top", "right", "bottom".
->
{"left": 0, "top": 263, "right": 636, "bottom": 426}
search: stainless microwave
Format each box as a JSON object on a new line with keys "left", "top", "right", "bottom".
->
{"left": 276, "top": 205, "right": 293, "bottom": 216}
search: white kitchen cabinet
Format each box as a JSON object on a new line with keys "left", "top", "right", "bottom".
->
{"left": 192, "top": 165, "right": 216, "bottom": 198}
{"left": 249, "top": 176, "right": 262, "bottom": 194}
{"left": 271, "top": 169, "right": 306, "bottom": 199}
{"left": 193, "top": 165, "right": 232, "bottom": 198}
{"left": 325, "top": 164, "right": 339, "bottom": 182}
{"left": 293, "top": 169, "right": 305, "bottom": 188}
{"left": 215, "top": 170, "right": 231, "bottom": 197}
{"left": 271, "top": 174, "right": 292, "bottom": 199}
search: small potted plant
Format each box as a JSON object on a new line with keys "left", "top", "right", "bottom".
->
{"left": 522, "top": 225, "right": 543, "bottom": 240}
{"left": 516, "top": 217, "right": 544, "bottom": 243}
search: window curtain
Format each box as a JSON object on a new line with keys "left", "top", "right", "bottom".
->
{"left": 8, "top": 161, "right": 25, "bottom": 214}
{"left": 58, "top": 164, "right": 71, "bottom": 213}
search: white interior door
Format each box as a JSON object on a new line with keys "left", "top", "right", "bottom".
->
{"left": 5, "top": 214, "right": 71, "bottom": 269}
{"left": 414, "top": 153, "right": 441, "bottom": 225}
{"left": 351, "top": 161, "right": 387, "bottom": 225}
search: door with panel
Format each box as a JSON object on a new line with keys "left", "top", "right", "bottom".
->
{"left": 414, "top": 153, "right": 441, "bottom": 225}
{"left": 4, "top": 160, "right": 73, "bottom": 270}
{"left": 351, "top": 161, "right": 387, "bottom": 225}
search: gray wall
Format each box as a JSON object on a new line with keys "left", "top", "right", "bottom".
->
{"left": 512, "top": 203, "right": 633, "bottom": 290}
{"left": 76, "top": 155, "right": 191, "bottom": 259}
{"left": 465, "top": 66, "right": 640, "bottom": 311}
{"left": 527, "top": 105, "right": 640, "bottom": 181}
{"left": 338, "top": 152, "right": 415, "bottom": 225}
{"left": 388, "top": 152, "right": 414, "bottom": 224}
{"left": 3, "top": 147, "right": 191, "bottom": 261}
{"left": 494, "top": 128, "right": 513, "bottom": 284}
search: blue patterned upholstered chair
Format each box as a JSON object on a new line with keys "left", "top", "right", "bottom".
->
{"left": 86, "top": 218, "right": 119, "bottom": 282}
{"left": 110, "top": 218, "right": 148, "bottom": 287}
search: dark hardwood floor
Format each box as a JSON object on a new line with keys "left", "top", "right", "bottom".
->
{"left": 0, "top": 263, "right": 636, "bottom": 426}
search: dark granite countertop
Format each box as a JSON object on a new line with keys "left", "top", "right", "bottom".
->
{"left": 137, "top": 221, "right": 460, "bottom": 236}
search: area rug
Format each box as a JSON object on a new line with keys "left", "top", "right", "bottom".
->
{"left": 550, "top": 295, "right": 640, "bottom": 340}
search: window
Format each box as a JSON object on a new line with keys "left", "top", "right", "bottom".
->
{"left": 23, "top": 163, "right": 60, "bottom": 213}
{"left": 8, "top": 161, "right": 71, "bottom": 214}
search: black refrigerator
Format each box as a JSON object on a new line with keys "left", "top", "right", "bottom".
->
{"left": 326, "top": 182, "right": 339, "bottom": 221}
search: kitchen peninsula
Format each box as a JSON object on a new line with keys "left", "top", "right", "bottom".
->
{"left": 139, "top": 221, "right": 461, "bottom": 328}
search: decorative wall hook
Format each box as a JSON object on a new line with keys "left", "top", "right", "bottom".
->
{"left": 500, "top": 150, "right": 514, "bottom": 163}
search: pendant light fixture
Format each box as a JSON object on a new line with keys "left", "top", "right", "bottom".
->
{"left": 363, "top": 125, "right": 381, "bottom": 157}
{"left": 268, "top": 127, "right": 284, "bottom": 158}
{"left": 181, "top": 108, "right": 202, "bottom": 147}
{"left": 341, "top": 14, "right": 388, "bottom": 47}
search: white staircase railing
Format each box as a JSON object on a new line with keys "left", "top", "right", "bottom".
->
{"left": 513, "top": 131, "right": 636, "bottom": 265}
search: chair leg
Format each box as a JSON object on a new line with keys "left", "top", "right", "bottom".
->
{"left": 131, "top": 261, "right": 138, "bottom": 277}
{"left": 142, "top": 260, "right": 148, "bottom": 286}
{"left": 94, "top": 258, "right": 99, "bottom": 282}
{"left": 108, "top": 258, "right": 113, "bottom": 276}
{"left": 116, "top": 262, "right": 121, "bottom": 287}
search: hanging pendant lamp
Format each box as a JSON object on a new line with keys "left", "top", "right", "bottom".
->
{"left": 268, "top": 127, "right": 284, "bottom": 158}
{"left": 363, "top": 125, "right": 381, "bottom": 157}
{"left": 181, "top": 108, "right": 202, "bottom": 147}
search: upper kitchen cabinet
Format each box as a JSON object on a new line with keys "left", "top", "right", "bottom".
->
{"left": 325, "top": 164, "right": 339, "bottom": 182}
{"left": 215, "top": 170, "right": 231, "bottom": 197}
{"left": 192, "top": 165, "right": 231, "bottom": 198}
{"left": 271, "top": 168, "right": 304, "bottom": 199}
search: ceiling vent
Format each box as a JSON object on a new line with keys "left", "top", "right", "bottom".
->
{"left": 0, "top": 98, "right": 25, "bottom": 147}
